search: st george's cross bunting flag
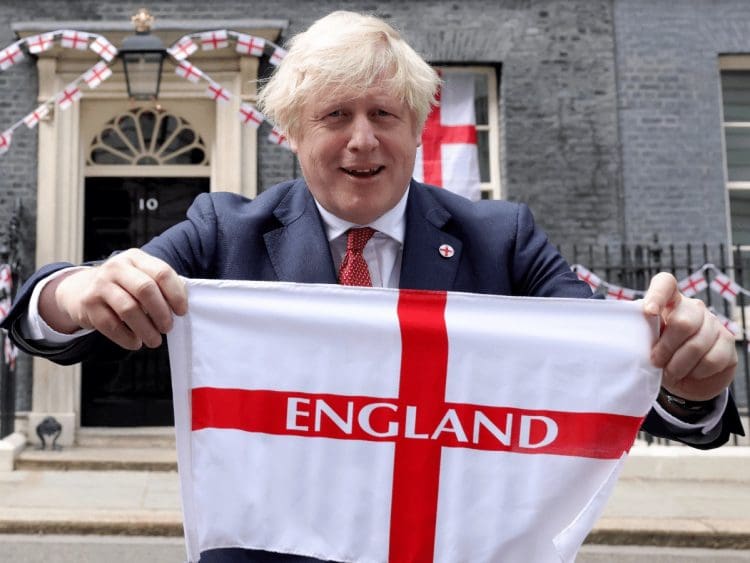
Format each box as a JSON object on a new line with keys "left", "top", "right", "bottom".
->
{"left": 168, "top": 279, "right": 660, "bottom": 563}
{"left": 413, "top": 72, "right": 482, "bottom": 201}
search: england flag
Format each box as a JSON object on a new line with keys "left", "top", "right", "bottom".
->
{"left": 413, "top": 72, "right": 482, "bottom": 201}
{"left": 169, "top": 280, "right": 660, "bottom": 563}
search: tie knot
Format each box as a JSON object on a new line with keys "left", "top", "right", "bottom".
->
{"left": 346, "top": 227, "right": 376, "bottom": 253}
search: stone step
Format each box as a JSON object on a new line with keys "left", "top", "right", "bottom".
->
{"left": 14, "top": 427, "right": 179, "bottom": 471}
{"left": 15, "top": 446, "right": 177, "bottom": 471}
{"left": 75, "top": 427, "right": 176, "bottom": 448}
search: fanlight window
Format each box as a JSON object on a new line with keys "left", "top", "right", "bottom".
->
{"left": 87, "top": 107, "right": 208, "bottom": 166}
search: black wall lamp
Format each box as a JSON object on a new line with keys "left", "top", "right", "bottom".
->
{"left": 119, "top": 8, "right": 167, "bottom": 100}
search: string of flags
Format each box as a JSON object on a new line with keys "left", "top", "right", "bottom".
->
{"left": 572, "top": 262, "right": 747, "bottom": 339}
{"left": 0, "top": 264, "right": 18, "bottom": 369}
{"left": 0, "top": 28, "right": 292, "bottom": 157}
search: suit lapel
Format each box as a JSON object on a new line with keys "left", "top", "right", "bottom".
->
{"left": 264, "top": 180, "right": 338, "bottom": 284}
{"left": 399, "top": 182, "right": 463, "bottom": 291}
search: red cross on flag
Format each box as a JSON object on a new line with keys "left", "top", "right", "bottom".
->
{"left": 25, "top": 33, "right": 54, "bottom": 54}
{"left": 710, "top": 272, "right": 741, "bottom": 303}
{"left": 711, "top": 310, "right": 741, "bottom": 337}
{"left": 0, "top": 130, "right": 12, "bottom": 155}
{"left": 678, "top": 270, "right": 708, "bottom": 297}
{"left": 413, "top": 72, "right": 481, "bottom": 201}
{"left": 239, "top": 103, "right": 264, "bottom": 129}
{"left": 0, "top": 263, "right": 16, "bottom": 368}
{"left": 268, "top": 125, "right": 291, "bottom": 149}
{"left": 205, "top": 81, "right": 231, "bottom": 103}
{"left": 175, "top": 61, "right": 204, "bottom": 84}
{"left": 0, "top": 44, "right": 24, "bottom": 71}
{"left": 235, "top": 33, "right": 266, "bottom": 57}
{"left": 200, "top": 30, "right": 229, "bottom": 51}
{"left": 605, "top": 284, "right": 636, "bottom": 301}
{"left": 83, "top": 62, "right": 112, "bottom": 89}
{"left": 168, "top": 37, "right": 198, "bottom": 61}
{"left": 57, "top": 84, "right": 82, "bottom": 110}
{"left": 269, "top": 46, "right": 287, "bottom": 67}
{"left": 23, "top": 104, "right": 50, "bottom": 129}
{"left": 574, "top": 265, "right": 602, "bottom": 291}
{"left": 90, "top": 36, "right": 118, "bottom": 62}
{"left": 61, "top": 30, "right": 90, "bottom": 50}
{"left": 3, "top": 337, "right": 17, "bottom": 370}
{"left": 169, "top": 280, "right": 659, "bottom": 563}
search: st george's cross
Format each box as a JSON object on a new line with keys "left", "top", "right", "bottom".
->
{"left": 199, "top": 30, "right": 229, "bottom": 51}
{"left": 90, "top": 36, "right": 118, "bottom": 62}
{"left": 23, "top": 105, "right": 49, "bottom": 129}
{"left": 61, "top": 30, "right": 89, "bottom": 50}
{"left": 25, "top": 33, "right": 54, "bottom": 54}
{"left": 239, "top": 103, "right": 264, "bottom": 129}
{"left": 574, "top": 265, "right": 602, "bottom": 292}
{"left": 175, "top": 61, "right": 203, "bottom": 83}
{"left": 0, "top": 45, "right": 23, "bottom": 71}
{"left": 678, "top": 271, "right": 708, "bottom": 297}
{"left": 710, "top": 272, "right": 741, "bottom": 302}
{"left": 413, "top": 72, "right": 481, "bottom": 201}
{"left": 56, "top": 85, "right": 82, "bottom": 111}
{"left": 169, "top": 280, "right": 659, "bottom": 563}
{"left": 235, "top": 33, "right": 265, "bottom": 57}
{"left": 83, "top": 62, "right": 112, "bottom": 89}
{"left": 606, "top": 284, "right": 636, "bottom": 301}
{"left": 168, "top": 37, "right": 198, "bottom": 61}
{"left": 206, "top": 82, "right": 231, "bottom": 103}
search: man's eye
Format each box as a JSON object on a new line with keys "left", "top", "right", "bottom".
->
{"left": 376, "top": 109, "right": 392, "bottom": 117}
{"left": 327, "top": 110, "right": 342, "bottom": 118}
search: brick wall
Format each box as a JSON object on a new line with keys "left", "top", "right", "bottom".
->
{"left": 614, "top": 0, "right": 750, "bottom": 246}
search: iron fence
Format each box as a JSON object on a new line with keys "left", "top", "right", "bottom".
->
{"left": 563, "top": 242, "right": 750, "bottom": 446}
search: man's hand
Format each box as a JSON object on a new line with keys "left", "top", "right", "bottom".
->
{"left": 644, "top": 272, "right": 737, "bottom": 401}
{"left": 39, "top": 249, "right": 187, "bottom": 351}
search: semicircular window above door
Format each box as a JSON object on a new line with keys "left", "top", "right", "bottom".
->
{"left": 87, "top": 106, "right": 209, "bottom": 166}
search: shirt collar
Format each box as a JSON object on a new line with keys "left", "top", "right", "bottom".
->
{"left": 314, "top": 186, "right": 409, "bottom": 245}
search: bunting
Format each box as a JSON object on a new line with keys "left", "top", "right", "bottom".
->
{"left": 0, "top": 28, "right": 291, "bottom": 157}
{"left": 0, "top": 264, "right": 17, "bottom": 369}
{"left": 572, "top": 262, "right": 750, "bottom": 343}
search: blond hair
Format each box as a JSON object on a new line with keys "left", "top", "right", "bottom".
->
{"left": 257, "top": 11, "right": 440, "bottom": 141}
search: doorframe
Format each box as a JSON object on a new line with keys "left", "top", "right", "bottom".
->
{"left": 17, "top": 20, "right": 285, "bottom": 445}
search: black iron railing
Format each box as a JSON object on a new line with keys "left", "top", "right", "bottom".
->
{"left": 564, "top": 241, "right": 749, "bottom": 446}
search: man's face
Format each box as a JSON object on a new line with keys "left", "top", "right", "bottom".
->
{"left": 289, "top": 83, "right": 420, "bottom": 225}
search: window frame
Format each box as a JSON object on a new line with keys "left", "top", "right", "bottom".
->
{"left": 435, "top": 65, "right": 502, "bottom": 200}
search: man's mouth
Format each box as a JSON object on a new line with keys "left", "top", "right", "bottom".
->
{"left": 341, "top": 166, "right": 385, "bottom": 178}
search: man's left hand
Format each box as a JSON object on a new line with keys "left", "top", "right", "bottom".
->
{"left": 644, "top": 272, "right": 737, "bottom": 401}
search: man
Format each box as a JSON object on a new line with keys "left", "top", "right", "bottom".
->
{"left": 2, "top": 10, "right": 743, "bottom": 563}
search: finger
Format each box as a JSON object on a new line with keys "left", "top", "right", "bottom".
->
{"left": 98, "top": 255, "right": 178, "bottom": 334}
{"left": 661, "top": 308, "right": 720, "bottom": 382}
{"left": 82, "top": 301, "right": 143, "bottom": 351}
{"left": 665, "top": 364, "right": 736, "bottom": 402}
{"left": 103, "top": 283, "right": 164, "bottom": 349}
{"left": 642, "top": 272, "right": 681, "bottom": 317}
{"left": 651, "top": 298, "right": 705, "bottom": 368}
{"left": 127, "top": 251, "right": 188, "bottom": 317}
{"left": 680, "top": 329, "right": 737, "bottom": 383}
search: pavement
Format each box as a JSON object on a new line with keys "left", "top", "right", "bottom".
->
{"left": 1, "top": 434, "right": 750, "bottom": 561}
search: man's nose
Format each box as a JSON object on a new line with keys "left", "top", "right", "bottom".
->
{"left": 347, "top": 115, "right": 378, "bottom": 152}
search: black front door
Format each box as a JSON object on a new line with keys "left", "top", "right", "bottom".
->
{"left": 82, "top": 177, "right": 209, "bottom": 426}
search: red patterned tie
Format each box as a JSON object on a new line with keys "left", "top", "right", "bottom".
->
{"left": 338, "top": 227, "right": 376, "bottom": 286}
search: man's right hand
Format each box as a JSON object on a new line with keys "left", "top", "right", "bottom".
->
{"left": 39, "top": 249, "right": 187, "bottom": 350}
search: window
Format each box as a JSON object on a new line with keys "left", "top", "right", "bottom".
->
{"left": 88, "top": 107, "right": 208, "bottom": 167}
{"left": 437, "top": 66, "right": 502, "bottom": 199}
